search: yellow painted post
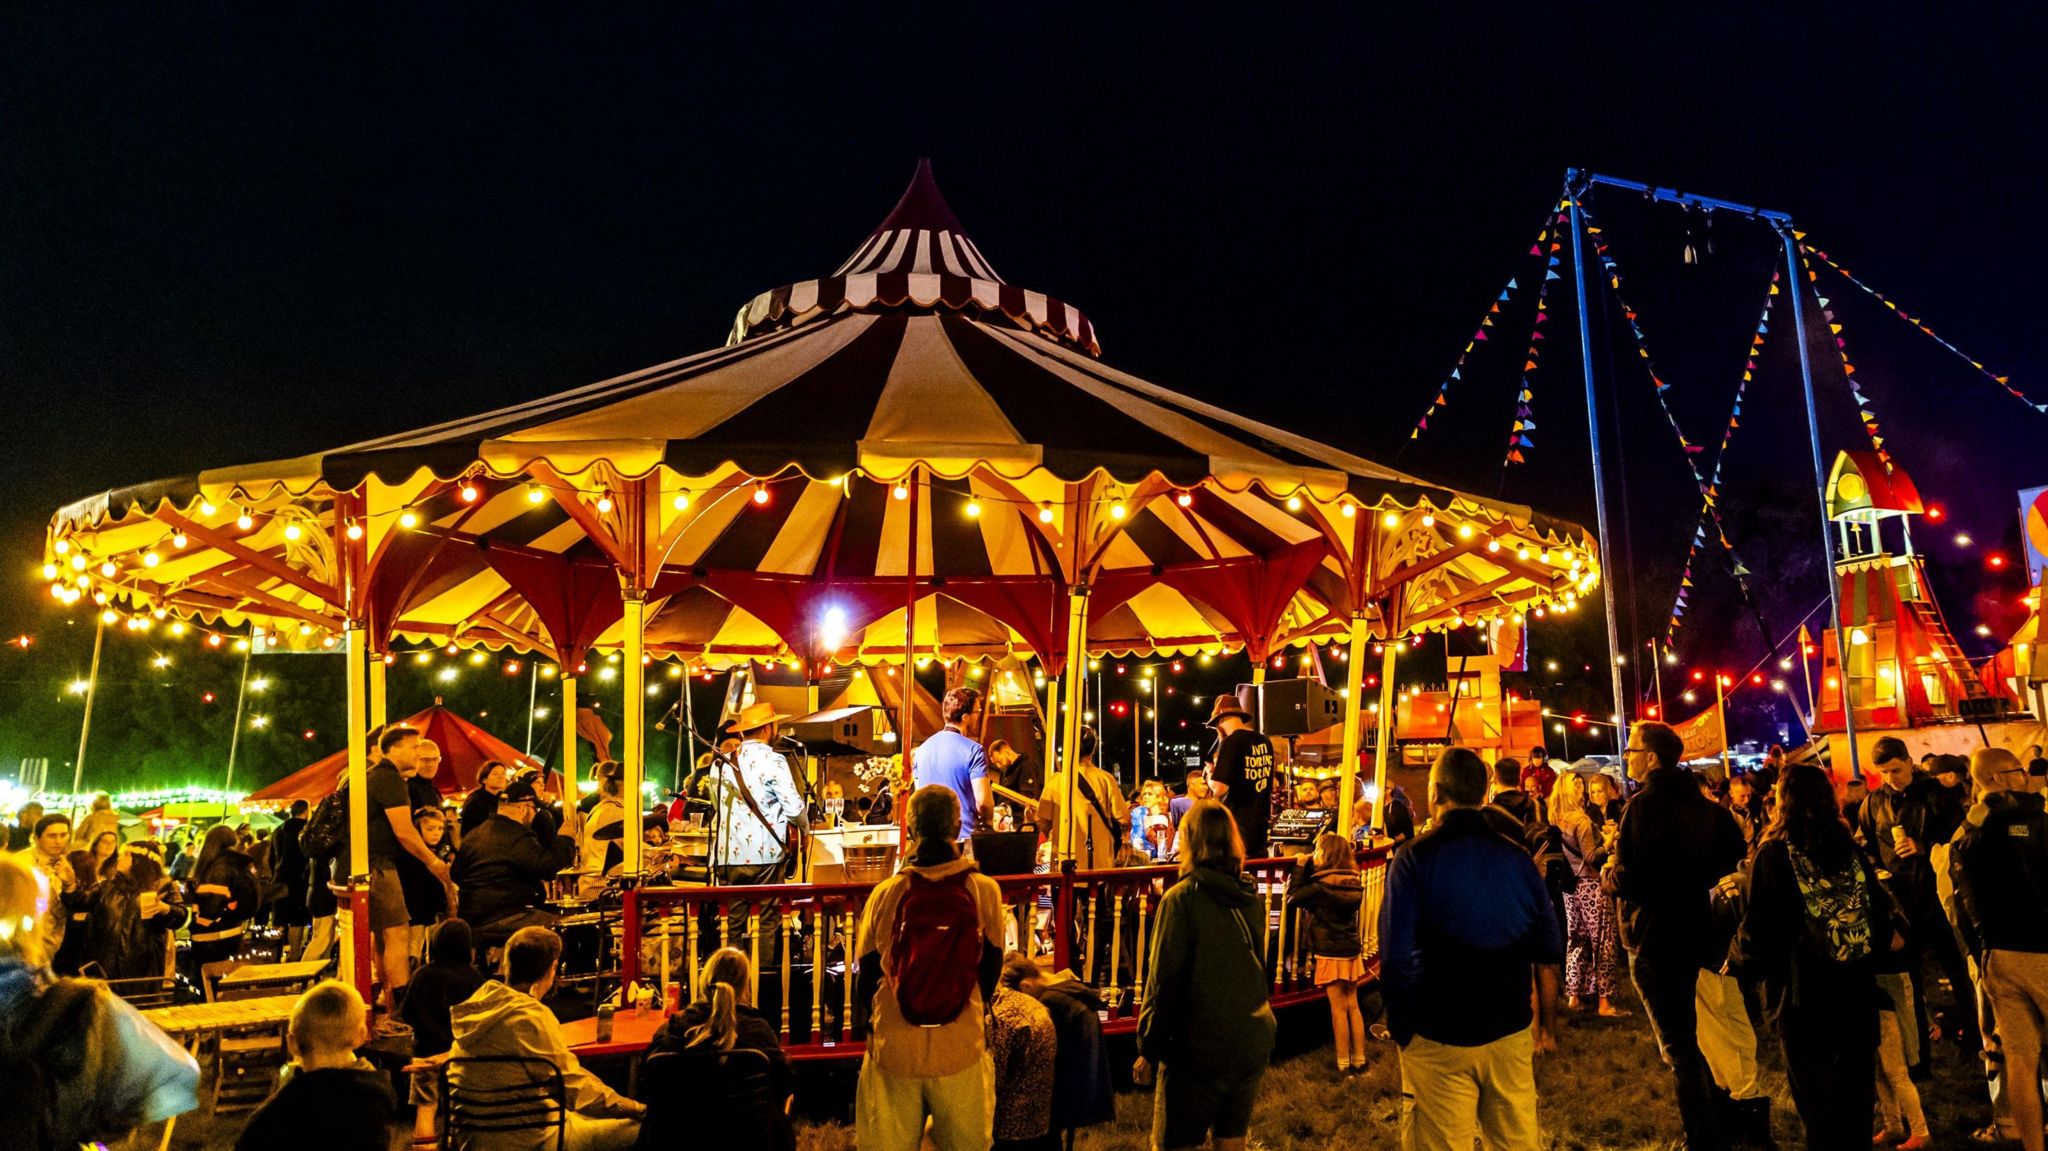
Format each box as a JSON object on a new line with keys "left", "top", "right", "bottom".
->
{"left": 561, "top": 675, "right": 580, "bottom": 811}
{"left": 368, "top": 652, "right": 388, "bottom": 730}
{"left": 622, "top": 592, "right": 647, "bottom": 875}
{"left": 1371, "top": 641, "right": 1399, "bottom": 833}
{"left": 1336, "top": 617, "right": 1371, "bottom": 836}
{"left": 1058, "top": 590, "right": 1091, "bottom": 861}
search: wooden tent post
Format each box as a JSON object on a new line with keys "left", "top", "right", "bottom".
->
{"left": 369, "top": 652, "right": 388, "bottom": 729}
{"left": 343, "top": 622, "right": 373, "bottom": 1003}
{"left": 621, "top": 591, "right": 647, "bottom": 876}
{"left": 562, "top": 675, "right": 580, "bottom": 808}
{"left": 1058, "top": 590, "right": 1091, "bottom": 861}
{"left": 1335, "top": 617, "right": 1371, "bottom": 836}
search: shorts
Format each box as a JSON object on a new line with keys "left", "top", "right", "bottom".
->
{"left": 367, "top": 867, "right": 409, "bottom": 932}
{"left": 1153, "top": 1063, "right": 1264, "bottom": 1150}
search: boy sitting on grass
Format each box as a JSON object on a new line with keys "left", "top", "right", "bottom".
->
{"left": 236, "top": 979, "right": 396, "bottom": 1151}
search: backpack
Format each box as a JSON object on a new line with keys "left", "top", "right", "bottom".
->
{"left": 1532, "top": 819, "right": 1578, "bottom": 896}
{"left": 1787, "top": 844, "right": 1874, "bottom": 964}
{"left": 299, "top": 785, "right": 350, "bottom": 861}
{"left": 886, "top": 870, "right": 984, "bottom": 1026}
{"left": 0, "top": 977, "right": 99, "bottom": 1149}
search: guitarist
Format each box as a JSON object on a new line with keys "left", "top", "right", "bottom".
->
{"left": 711, "top": 701, "right": 808, "bottom": 885}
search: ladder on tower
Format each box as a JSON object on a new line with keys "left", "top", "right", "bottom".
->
{"left": 1905, "top": 598, "right": 1992, "bottom": 703}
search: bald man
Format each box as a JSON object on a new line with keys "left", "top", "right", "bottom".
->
{"left": 1957, "top": 747, "right": 2048, "bottom": 1151}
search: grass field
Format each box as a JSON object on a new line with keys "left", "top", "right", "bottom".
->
{"left": 796, "top": 969, "right": 1995, "bottom": 1150}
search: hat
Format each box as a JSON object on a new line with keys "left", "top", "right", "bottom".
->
{"left": 733, "top": 699, "right": 790, "bottom": 734}
{"left": 1204, "top": 692, "right": 1253, "bottom": 728}
{"left": 500, "top": 778, "right": 542, "bottom": 805}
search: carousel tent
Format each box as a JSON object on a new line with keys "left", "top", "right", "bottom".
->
{"left": 246, "top": 703, "right": 546, "bottom": 805}
{"left": 45, "top": 159, "right": 1602, "bottom": 945}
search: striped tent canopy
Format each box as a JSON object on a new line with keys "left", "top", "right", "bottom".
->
{"left": 45, "top": 163, "right": 1599, "bottom": 672}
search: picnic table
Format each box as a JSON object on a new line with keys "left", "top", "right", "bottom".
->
{"left": 216, "top": 959, "right": 329, "bottom": 991}
{"left": 140, "top": 994, "right": 301, "bottom": 1038}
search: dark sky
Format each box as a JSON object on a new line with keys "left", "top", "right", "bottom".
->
{"left": 4, "top": 5, "right": 2046, "bottom": 775}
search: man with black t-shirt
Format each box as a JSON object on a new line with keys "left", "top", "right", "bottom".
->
{"left": 1204, "top": 693, "right": 1275, "bottom": 859}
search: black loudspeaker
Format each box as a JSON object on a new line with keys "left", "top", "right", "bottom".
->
{"left": 1250, "top": 678, "right": 1345, "bottom": 737}
{"left": 971, "top": 829, "right": 1039, "bottom": 876}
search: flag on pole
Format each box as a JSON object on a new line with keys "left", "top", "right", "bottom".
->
{"left": 1671, "top": 701, "right": 1726, "bottom": 762}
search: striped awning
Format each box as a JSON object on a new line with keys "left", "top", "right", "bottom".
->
{"left": 44, "top": 163, "right": 1600, "bottom": 670}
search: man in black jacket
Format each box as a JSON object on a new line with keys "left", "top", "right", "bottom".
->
{"left": 1957, "top": 747, "right": 2048, "bottom": 1151}
{"left": 452, "top": 779, "right": 575, "bottom": 941}
{"left": 1605, "top": 721, "right": 1748, "bottom": 1151}
{"left": 1861, "top": 736, "right": 1976, "bottom": 1046}
{"left": 270, "top": 800, "right": 312, "bottom": 958}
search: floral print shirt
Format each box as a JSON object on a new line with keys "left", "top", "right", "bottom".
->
{"left": 712, "top": 740, "right": 803, "bottom": 868}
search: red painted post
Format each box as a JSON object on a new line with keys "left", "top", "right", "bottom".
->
{"left": 1052, "top": 860, "right": 1076, "bottom": 973}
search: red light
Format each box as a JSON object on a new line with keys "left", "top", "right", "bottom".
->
{"left": 1690, "top": 669, "right": 1705, "bottom": 682}
{"left": 1646, "top": 705, "right": 1660, "bottom": 717}
{"left": 1802, "top": 644, "right": 1817, "bottom": 657}
{"left": 1115, "top": 664, "right": 1127, "bottom": 675}
{"left": 1750, "top": 673, "right": 1765, "bottom": 686}
{"left": 303, "top": 729, "right": 316, "bottom": 741}
{"left": 1989, "top": 554, "right": 2009, "bottom": 570}
{"left": 504, "top": 660, "right": 522, "bottom": 675}
{"left": 1365, "top": 675, "right": 1379, "bottom": 688}
{"left": 1178, "top": 720, "right": 1188, "bottom": 728}
{"left": 9, "top": 635, "right": 29, "bottom": 649}
{"left": 1927, "top": 505, "right": 1945, "bottom": 522}
{"left": 1272, "top": 655, "right": 1286, "bottom": 668}
{"left": 1170, "top": 660, "right": 1183, "bottom": 673}
{"left": 201, "top": 691, "right": 216, "bottom": 703}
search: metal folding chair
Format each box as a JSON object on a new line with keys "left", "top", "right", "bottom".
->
{"left": 439, "top": 1054, "right": 568, "bottom": 1150}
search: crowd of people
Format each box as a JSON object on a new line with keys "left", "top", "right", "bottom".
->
{"left": 13, "top": 681, "right": 2048, "bottom": 1151}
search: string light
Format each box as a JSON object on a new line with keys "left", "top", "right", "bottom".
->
{"left": 1285, "top": 495, "right": 1303, "bottom": 511}
{"left": 53, "top": 539, "right": 70, "bottom": 555}
{"left": 70, "top": 555, "right": 86, "bottom": 571}
{"left": 1421, "top": 512, "right": 1435, "bottom": 528}
{"left": 40, "top": 563, "right": 56, "bottom": 580}
{"left": 892, "top": 483, "right": 909, "bottom": 501}
{"left": 345, "top": 521, "right": 363, "bottom": 540}
{"left": 172, "top": 532, "right": 188, "bottom": 549}
{"left": 1038, "top": 503, "right": 1054, "bottom": 524}
{"left": 753, "top": 483, "right": 770, "bottom": 506}
{"left": 965, "top": 498, "right": 981, "bottom": 518}
{"left": 672, "top": 493, "right": 690, "bottom": 511}
{"left": 596, "top": 493, "right": 615, "bottom": 513}
{"left": 1110, "top": 502, "right": 1127, "bottom": 520}
{"left": 200, "top": 502, "right": 217, "bottom": 516}
{"left": 98, "top": 561, "right": 116, "bottom": 578}
{"left": 459, "top": 483, "right": 480, "bottom": 503}
{"left": 283, "top": 522, "right": 303, "bottom": 541}
{"left": 1382, "top": 512, "right": 1400, "bottom": 528}
{"left": 399, "top": 510, "right": 419, "bottom": 529}
{"left": 1339, "top": 502, "right": 1354, "bottom": 518}
{"left": 1177, "top": 491, "right": 1194, "bottom": 508}
{"left": 99, "top": 609, "right": 117, "bottom": 625}
{"left": 527, "top": 485, "right": 547, "bottom": 504}
{"left": 1457, "top": 523, "right": 1474, "bottom": 539}
{"left": 207, "top": 634, "right": 223, "bottom": 648}
{"left": 236, "top": 511, "right": 254, "bottom": 531}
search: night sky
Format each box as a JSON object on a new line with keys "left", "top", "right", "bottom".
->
{"left": 4, "top": 6, "right": 2045, "bottom": 786}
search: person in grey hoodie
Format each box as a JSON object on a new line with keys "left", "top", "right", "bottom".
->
{"left": 425, "top": 926, "right": 644, "bottom": 1150}
{"left": 1136, "top": 799, "right": 1276, "bottom": 1151}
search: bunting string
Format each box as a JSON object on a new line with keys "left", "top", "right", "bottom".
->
{"left": 1803, "top": 240, "right": 2046, "bottom": 415}
{"left": 1668, "top": 270, "right": 1780, "bottom": 641}
{"left": 1502, "top": 203, "right": 1569, "bottom": 466}
{"left": 1406, "top": 199, "right": 1568, "bottom": 444}
{"left": 1797, "top": 246, "right": 1895, "bottom": 472}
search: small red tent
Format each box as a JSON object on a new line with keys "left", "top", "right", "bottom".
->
{"left": 245, "top": 704, "right": 547, "bottom": 805}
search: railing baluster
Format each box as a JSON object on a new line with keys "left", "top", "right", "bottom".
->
{"left": 840, "top": 903, "right": 855, "bottom": 1044}
{"left": 779, "top": 907, "right": 792, "bottom": 1040}
{"left": 1134, "top": 887, "right": 1149, "bottom": 1010}
{"left": 1083, "top": 885, "right": 1098, "bottom": 985}
{"left": 1109, "top": 888, "right": 1124, "bottom": 1008}
{"left": 810, "top": 902, "right": 824, "bottom": 1045}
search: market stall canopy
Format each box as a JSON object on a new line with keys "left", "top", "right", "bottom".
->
{"left": 46, "top": 162, "right": 1599, "bottom": 670}
{"left": 245, "top": 704, "right": 544, "bottom": 805}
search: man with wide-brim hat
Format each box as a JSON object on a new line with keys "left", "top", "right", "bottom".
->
{"left": 709, "top": 700, "right": 805, "bottom": 882}
{"left": 1204, "top": 691, "right": 1276, "bottom": 859}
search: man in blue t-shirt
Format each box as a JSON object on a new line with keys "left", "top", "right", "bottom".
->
{"left": 913, "top": 687, "right": 992, "bottom": 839}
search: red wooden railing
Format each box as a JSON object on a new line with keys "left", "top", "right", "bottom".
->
{"left": 615, "top": 845, "right": 1390, "bottom": 1060}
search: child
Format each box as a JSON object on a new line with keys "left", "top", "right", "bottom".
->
{"left": 400, "top": 806, "right": 455, "bottom": 964}
{"left": 1285, "top": 832, "right": 1367, "bottom": 1072}
{"left": 398, "top": 919, "right": 487, "bottom": 1145}
{"left": 236, "top": 980, "right": 395, "bottom": 1151}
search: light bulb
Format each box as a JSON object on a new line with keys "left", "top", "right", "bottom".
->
{"left": 345, "top": 522, "right": 363, "bottom": 540}
{"left": 283, "top": 522, "right": 302, "bottom": 541}
{"left": 1110, "top": 502, "right": 1127, "bottom": 520}
{"left": 99, "top": 561, "right": 116, "bottom": 577}
{"left": 892, "top": 483, "right": 909, "bottom": 501}
{"left": 1286, "top": 495, "right": 1304, "bottom": 511}
{"left": 1382, "top": 511, "right": 1400, "bottom": 528}
{"left": 965, "top": 499, "right": 981, "bottom": 518}
{"left": 40, "top": 563, "right": 56, "bottom": 580}
{"left": 1038, "top": 504, "right": 1054, "bottom": 524}
{"left": 1177, "top": 491, "right": 1194, "bottom": 508}
{"left": 1340, "top": 502, "right": 1355, "bottom": 518}
{"left": 142, "top": 552, "right": 161, "bottom": 568}
{"left": 1457, "top": 523, "right": 1474, "bottom": 539}
{"left": 172, "top": 532, "right": 188, "bottom": 549}
{"left": 459, "top": 484, "right": 480, "bottom": 503}
{"left": 236, "top": 513, "right": 254, "bottom": 531}
{"left": 753, "top": 483, "right": 769, "bottom": 506}
{"left": 527, "top": 485, "right": 546, "bottom": 504}
{"left": 672, "top": 493, "right": 690, "bottom": 511}
{"left": 596, "top": 494, "right": 614, "bottom": 513}
{"left": 200, "top": 502, "right": 217, "bottom": 516}
{"left": 1487, "top": 539, "right": 1501, "bottom": 553}
{"left": 399, "top": 510, "right": 419, "bottom": 529}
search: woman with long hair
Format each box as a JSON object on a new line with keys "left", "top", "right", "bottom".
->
{"left": 1734, "top": 763, "right": 1901, "bottom": 1150}
{"left": 86, "top": 847, "right": 190, "bottom": 980}
{"left": 1136, "top": 800, "right": 1276, "bottom": 1151}
{"left": 1130, "top": 779, "right": 1172, "bottom": 861}
{"left": 186, "top": 823, "right": 260, "bottom": 970}
{"left": 648, "top": 946, "right": 794, "bottom": 1150}
{"left": 1549, "top": 772, "right": 1625, "bottom": 1016}
{"left": 1285, "top": 832, "right": 1366, "bottom": 1072}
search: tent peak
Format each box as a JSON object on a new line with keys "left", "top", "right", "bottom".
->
{"left": 871, "top": 159, "right": 964, "bottom": 236}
